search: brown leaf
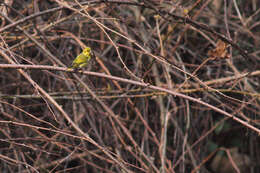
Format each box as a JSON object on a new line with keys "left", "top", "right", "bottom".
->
{"left": 208, "top": 40, "right": 231, "bottom": 60}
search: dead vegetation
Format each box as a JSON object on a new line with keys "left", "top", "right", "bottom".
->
{"left": 0, "top": 0, "right": 260, "bottom": 172}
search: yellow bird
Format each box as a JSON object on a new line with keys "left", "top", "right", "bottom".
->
{"left": 70, "top": 47, "right": 93, "bottom": 69}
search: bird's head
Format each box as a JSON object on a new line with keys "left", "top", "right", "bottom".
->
{"left": 83, "top": 47, "right": 91, "bottom": 56}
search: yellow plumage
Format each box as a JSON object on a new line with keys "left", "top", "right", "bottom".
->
{"left": 70, "top": 47, "right": 93, "bottom": 69}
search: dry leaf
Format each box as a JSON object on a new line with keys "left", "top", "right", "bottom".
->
{"left": 208, "top": 40, "right": 231, "bottom": 60}
{"left": 210, "top": 148, "right": 251, "bottom": 173}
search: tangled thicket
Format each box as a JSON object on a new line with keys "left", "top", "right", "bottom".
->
{"left": 0, "top": 0, "right": 259, "bottom": 172}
